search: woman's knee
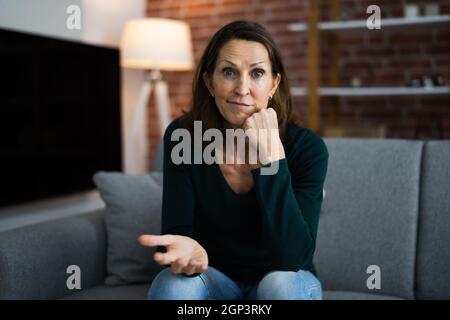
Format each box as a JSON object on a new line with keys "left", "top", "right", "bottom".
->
{"left": 147, "top": 268, "right": 209, "bottom": 300}
{"left": 256, "top": 270, "right": 322, "bottom": 300}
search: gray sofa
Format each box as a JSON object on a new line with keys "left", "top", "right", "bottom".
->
{"left": 1, "top": 138, "right": 449, "bottom": 300}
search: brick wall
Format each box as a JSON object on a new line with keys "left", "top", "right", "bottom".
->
{"left": 146, "top": 0, "right": 450, "bottom": 168}
{"left": 328, "top": 0, "right": 450, "bottom": 140}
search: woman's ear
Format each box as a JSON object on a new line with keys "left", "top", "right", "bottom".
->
{"left": 270, "top": 73, "right": 281, "bottom": 97}
{"left": 203, "top": 72, "right": 214, "bottom": 96}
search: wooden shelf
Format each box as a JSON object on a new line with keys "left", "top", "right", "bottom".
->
{"left": 290, "top": 1, "right": 449, "bottom": 133}
{"left": 291, "top": 86, "right": 450, "bottom": 97}
{"left": 288, "top": 15, "right": 450, "bottom": 32}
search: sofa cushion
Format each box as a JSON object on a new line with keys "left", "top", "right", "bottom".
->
{"left": 65, "top": 287, "right": 404, "bottom": 300}
{"left": 323, "top": 290, "right": 403, "bottom": 300}
{"left": 63, "top": 287, "right": 404, "bottom": 300}
{"left": 63, "top": 284, "right": 150, "bottom": 300}
{"left": 316, "top": 139, "right": 423, "bottom": 300}
{"left": 93, "top": 171, "right": 163, "bottom": 286}
{"left": 415, "top": 140, "right": 450, "bottom": 299}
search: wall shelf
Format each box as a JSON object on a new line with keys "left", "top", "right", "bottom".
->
{"left": 288, "top": 0, "right": 449, "bottom": 134}
{"left": 288, "top": 15, "right": 450, "bottom": 32}
{"left": 291, "top": 86, "right": 450, "bottom": 97}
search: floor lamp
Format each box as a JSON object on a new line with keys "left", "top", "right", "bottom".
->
{"left": 120, "top": 18, "right": 193, "bottom": 172}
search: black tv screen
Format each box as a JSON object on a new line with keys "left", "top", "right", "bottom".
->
{"left": 0, "top": 28, "right": 122, "bottom": 207}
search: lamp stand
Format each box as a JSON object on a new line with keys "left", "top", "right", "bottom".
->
{"left": 127, "top": 69, "right": 171, "bottom": 172}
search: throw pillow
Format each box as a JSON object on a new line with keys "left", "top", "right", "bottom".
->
{"left": 93, "top": 171, "right": 163, "bottom": 286}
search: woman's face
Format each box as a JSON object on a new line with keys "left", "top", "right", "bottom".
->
{"left": 203, "top": 39, "right": 281, "bottom": 128}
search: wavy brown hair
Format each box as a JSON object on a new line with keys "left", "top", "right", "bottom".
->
{"left": 181, "top": 20, "right": 294, "bottom": 141}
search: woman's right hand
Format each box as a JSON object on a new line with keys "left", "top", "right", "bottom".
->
{"left": 138, "top": 234, "right": 208, "bottom": 276}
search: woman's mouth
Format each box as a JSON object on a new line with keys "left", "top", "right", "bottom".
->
{"left": 228, "top": 100, "right": 251, "bottom": 107}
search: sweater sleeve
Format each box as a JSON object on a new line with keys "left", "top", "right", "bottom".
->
{"left": 250, "top": 131, "right": 329, "bottom": 271}
{"left": 160, "top": 120, "right": 195, "bottom": 238}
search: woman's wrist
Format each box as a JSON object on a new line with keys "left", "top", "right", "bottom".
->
{"left": 259, "top": 138, "right": 285, "bottom": 165}
{"left": 245, "top": 140, "right": 285, "bottom": 170}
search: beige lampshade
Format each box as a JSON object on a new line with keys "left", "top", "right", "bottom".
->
{"left": 120, "top": 18, "right": 194, "bottom": 71}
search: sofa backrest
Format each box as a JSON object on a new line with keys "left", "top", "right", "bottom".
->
{"left": 0, "top": 210, "right": 107, "bottom": 299}
{"left": 316, "top": 139, "right": 423, "bottom": 299}
{"left": 153, "top": 141, "right": 164, "bottom": 172}
{"left": 415, "top": 140, "right": 450, "bottom": 299}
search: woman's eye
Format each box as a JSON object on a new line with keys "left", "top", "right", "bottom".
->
{"left": 252, "top": 69, "right": 265, "bottom": 78}
{"left": 222, "top": 68, "right": 235, "bottom": 77}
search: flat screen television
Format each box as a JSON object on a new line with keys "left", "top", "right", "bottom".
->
{"left": 0, "top": 28, "right": 122, "bottom": 207}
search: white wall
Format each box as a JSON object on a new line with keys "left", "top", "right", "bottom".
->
{"left": 0, "top": 0, "right": 83, "bottom": 41}
{"left": 0, "top": 0, "right": 148, "bottom": 173}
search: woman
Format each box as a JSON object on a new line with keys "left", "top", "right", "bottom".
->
{"left": 139, "top": 20, "right": 328, "bottom": 300}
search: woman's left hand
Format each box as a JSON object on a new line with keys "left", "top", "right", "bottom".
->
{"left": 242, "top": 108, "right": 285, "bottom": 167}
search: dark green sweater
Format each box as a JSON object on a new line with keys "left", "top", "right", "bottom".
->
{"left": 161, "top": 117, "right": 329, "bottom": 282}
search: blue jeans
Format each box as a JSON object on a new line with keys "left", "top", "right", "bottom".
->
{"left": 147, "top": 266, "right": 322, "bottom": 300}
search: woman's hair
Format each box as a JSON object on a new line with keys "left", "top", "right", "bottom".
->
{"left": 181, "top": 20, "right": 294, "bottom": 141}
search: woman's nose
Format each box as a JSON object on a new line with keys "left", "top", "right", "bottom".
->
{"left": 234, "top": 76, "right": 250, "bottom": 96}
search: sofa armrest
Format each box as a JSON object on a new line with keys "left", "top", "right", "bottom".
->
{"left": 0, "top": 210, "right": 107, "bottom": 299}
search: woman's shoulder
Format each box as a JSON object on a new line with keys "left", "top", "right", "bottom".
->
{"left": 285, "top": 122, "right": 329, "bottom": 160}
{"left": 163, "top": 116, "right": 186, "bottom": 142}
